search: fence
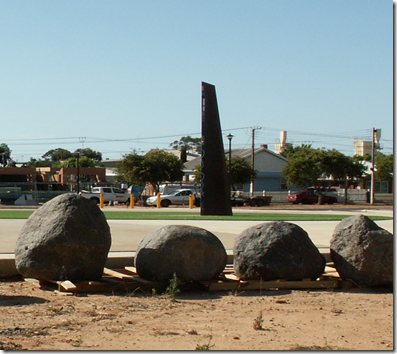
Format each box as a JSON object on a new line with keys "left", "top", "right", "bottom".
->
{"left": 0, "top": 182, "right": 392, "bottom": 206}
{"left": 247, "top": 189, "right": 375, "bottom": 205}
{"left": 0, "top": 182, "right": 110, "bottom": 205}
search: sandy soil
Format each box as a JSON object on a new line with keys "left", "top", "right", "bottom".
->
{"left": 0, "top": 276, "right": 393, "bottom": 351}
{"left": 1, "top": 203, "right": 393, "bottom": 350}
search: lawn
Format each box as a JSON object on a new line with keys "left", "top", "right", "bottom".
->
{"left": 0, "top": 210, "right": 391, "bottom": 221}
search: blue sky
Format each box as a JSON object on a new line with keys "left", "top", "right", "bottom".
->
{"left": 0, "top": 0, "right": 393, "bottom": 162}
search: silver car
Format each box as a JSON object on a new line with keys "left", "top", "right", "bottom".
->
{"left": 146, "top": 189, "right": 195, "bottom": 207}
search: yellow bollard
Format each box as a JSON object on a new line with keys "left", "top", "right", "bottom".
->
{"left": 130, "top": 194, "right": 134, "bottom": 209}
{"left": 156, "top": 193, "right": 161, "bottom": 208}
{"left": 189, "top": 193, "right": 193, "bottom": 209}
{"left": 100, "top": 193, "right": 104, "bottom": 209}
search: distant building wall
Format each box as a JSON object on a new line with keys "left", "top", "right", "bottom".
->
{"left": 354, "top": 141, "right": 372, "bottom": 157}
{"left": 252, "top": 151, "right": 287, "bottom": 173}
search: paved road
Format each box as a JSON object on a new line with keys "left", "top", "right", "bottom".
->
{"left": 1, "top": 209, "right": 393, "bottom": 253}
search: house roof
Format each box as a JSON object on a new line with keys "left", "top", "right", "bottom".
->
{"left": 183, "top": 147, "right": 287, "bottom": 172}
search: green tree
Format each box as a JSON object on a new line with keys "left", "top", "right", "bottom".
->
{"left": 192, "top": 156, "right": 256, "bottom": 190}
{"left": 42, "top": 148, "right": 72, "bottom": 162}
{"left": 59, "top": 156, "right": 96, "bottom": 168}
{"left": 192, "top": 164, "right": 202, "bottom": 185}
{"left": 74, "top": 148, "right": 102, "bottom": 162}
{"left": 26, "top": 158, "right": 52, "bottom": 167}
{"left": 282, "top": 146, "right": 366, "bottom": 204}
{"left": 376, "top": 152, "right": 393, "bottom": 182}
{"left": 118, "top": 149, "right": 185, "bottom": 194}
{"left": 280, "top": 143, "right": 312, "bottom": 158}
{"left": 229, "top": 156, "right": 257, "bottom": 189}
{"left": 0, "top": 143, "right": 11, "bottom": 157}
{"left": 169, "top": 136, "right": 202, "bottom": 151}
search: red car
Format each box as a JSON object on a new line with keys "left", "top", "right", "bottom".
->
{"left": 287, "top": 190, "right": 337, "bottom": 204}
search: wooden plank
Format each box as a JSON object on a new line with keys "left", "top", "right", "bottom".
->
{"left": 58, "top": 280, "right": 77, "bottom": 291}
{"left": 24, "top": 278, "right": 42, "bottom": 289}
{"left": 124, "top": 266, "right": 138, "bottom": 275}
{"left": 321, "top": 272, "right": 340, "bottom": 279}
{"left": 222, "top": 274, "right": 242, "bottom": 281}
{"left": 222, "top": 269, "right": 235, "bottom": 274}
{"left": 60, "top": 281, "right": 118, "bottom": 293}
{"left": 103, "top": 268, "right": 137, "bottom": 280}
{"left": 103, "top": 268, "right": 156, "bottom": 285}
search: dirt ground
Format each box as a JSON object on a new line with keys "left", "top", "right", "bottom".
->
{"left": 0, "top": 276, "right": 393, "bottom": 351}
{"left": 0, "top": 203, "right": 393, "bottom": 351}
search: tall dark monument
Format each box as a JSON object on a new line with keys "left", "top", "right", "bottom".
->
{"left": 201, "top": 82, "right": 233, "bottom": 216}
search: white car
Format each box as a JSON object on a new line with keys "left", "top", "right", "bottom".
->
{"left": 146, "top": 189, "right": 195, "bottom": 207}
{"left": 79, "top": 187, "right": 130, "bottom": 204}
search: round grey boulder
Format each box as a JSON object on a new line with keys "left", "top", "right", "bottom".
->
{"left": 134, "top": 225, "right": 227, "bottom": 282}
{"left": 233, "top": 221, "right": 326, "bottom": 281}
{"left": 330, "top": 215, "right": 393, "bottom": 288}
{"left": 15, "top": 193, "right": 111, "bottom": 281}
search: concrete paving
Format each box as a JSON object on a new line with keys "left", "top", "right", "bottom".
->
{"left": 0, "top": 208, "right": 393, "bottom": 276}
{"left": 1, "top": 209, "right": 393, "bottom": 253}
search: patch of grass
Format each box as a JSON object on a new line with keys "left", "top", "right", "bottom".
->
{"left": 0, "top": 209, "right": 391, "bottom": 221}
{"left": 165, "top": 273, "right": 181, "bottom": 302}
{"left": 0, "top": 210, "right": 34, "bottom": 219}
{"left": 71, "top": 336, "right": 84, "bottom": 347}
{"left": 253, "top": 310, "right": 264, "bottom": 330}
{"left": 103, "top": 211, "right": 391, "bottom": 222}
{"left": 196, "top": 335, "right": 214, "bottom": 350}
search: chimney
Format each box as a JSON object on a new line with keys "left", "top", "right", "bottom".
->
{"left": 260, "top": 144, "right": 268, "bottom": 149}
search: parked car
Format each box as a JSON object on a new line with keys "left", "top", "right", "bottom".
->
{"left": 79, "top": 187, "right": 130, "bottom": 204}
{"left": 287, "top": 190, "right": 337, "bottom": 205}
{"left": 230, "top": 191, "right": 272, "bottom": 207}
{"left": 146, "top": 189, "right": 196, "bottom": 207}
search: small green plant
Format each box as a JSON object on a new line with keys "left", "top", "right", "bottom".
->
{"left": 253, "top": 310, "right": 264, "bottom": 330}
{"left": 165, "top": 273, "right": 181, "bottom": 302}
{"left": 71, "top": 336, "right": 84, "bottom": 347}
{"left": 195, "top": 335, "right": 214, "bottom": 350}
{"left": 228, "top": 289, "right": 244, "bottom": 296}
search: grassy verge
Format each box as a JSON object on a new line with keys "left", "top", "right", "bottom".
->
{"left": 0, "top": 210, "right": 391, "bottom": 221}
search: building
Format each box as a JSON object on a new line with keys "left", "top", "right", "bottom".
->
{"left": 183, "top": 146, "right": 288, "bottom": 192}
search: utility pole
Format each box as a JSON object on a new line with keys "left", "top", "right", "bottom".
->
{"left": 250, "top": 127, "right": 261, "bottom": 196}
{"left": 370, "top": 128, "right": 377, "bottom": 205}
{"left": 77, "top": 137, "right": 86, "bottom": 194}
{"left": 227, "top": 133, "right": 234, "bottom": 192}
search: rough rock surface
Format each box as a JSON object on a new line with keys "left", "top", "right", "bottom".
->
{"left": 15, "top": 193, "right": 111, "bottom": 281}
{"left": 233, "top": 221, "right": 325, "bottom": 281}
{"left": 135, "top": 225, "right": 227, "bottom": 282}
{"left": 330, "top": 214, "right": 393, "bottom": 287}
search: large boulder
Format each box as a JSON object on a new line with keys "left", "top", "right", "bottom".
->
{"left": 233, "top": 221, "right": 326, "bottom": 281}
{"left": 135, "top": 225, "right": 227, "bottom": 282}
{"left": 15, "top": 193, "right": 111, "bottom": 281}
{"left": 330, "top": 215, "right": 393, "bottom": 287}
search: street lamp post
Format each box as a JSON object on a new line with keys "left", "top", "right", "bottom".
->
{"left": 227, "top": 133, "right": 234, "bottom": 192}
{"left": 76, "top": 152, "right": 80, "bottom": 194}
{"left": 370, "top": 128, "right": 378, "bottom": 205}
